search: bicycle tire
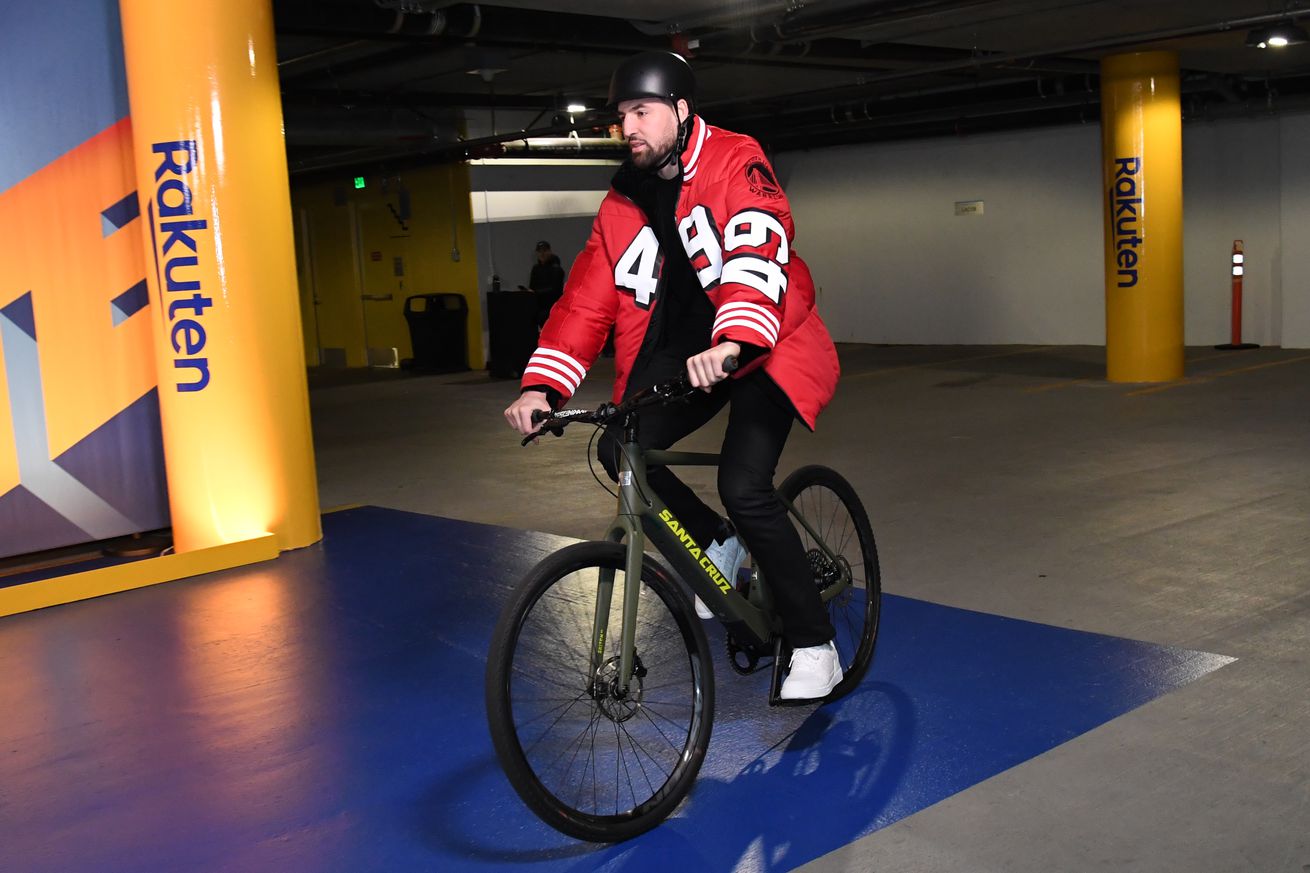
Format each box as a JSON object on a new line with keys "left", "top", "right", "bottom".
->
{"left": 777, "top": 465, "right": 881, "bottom": 700}
{"left": 485, "top": 541, "right": 715, "bottom": 842}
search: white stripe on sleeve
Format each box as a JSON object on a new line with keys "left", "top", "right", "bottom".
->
{"left": 713, "top": 318, "right": 778, "bottom": 348}
{"left": 523, "top": 364, "right": 580, "bottom": 394}
{"left": 715, "top": 301, "right": 780, "bottom": 335}
{"left": 531, "top": 348, "right": 586, "bottom": 383}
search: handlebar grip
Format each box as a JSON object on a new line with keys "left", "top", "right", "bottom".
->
{"left": 526, "top": 407, "right": 566, "bottom": 443}
{"left": 723, "top": 355, "right": 739, "bottom": 374}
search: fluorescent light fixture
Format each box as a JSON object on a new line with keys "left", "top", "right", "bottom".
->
{"left": 567, "top": 103, "right": 587, "bottom": 113}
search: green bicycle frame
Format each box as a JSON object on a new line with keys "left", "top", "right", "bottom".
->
{"left": 592, "top": 433, "right": 852, "bottom": 692}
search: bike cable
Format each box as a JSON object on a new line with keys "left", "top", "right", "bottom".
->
{"left": 586, "top": 422, "right": 655, "bottom": 509}
{"left": 585, "top": 424, "right": 618, "bottom": 499}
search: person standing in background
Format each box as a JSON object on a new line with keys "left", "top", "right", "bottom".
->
{"left": 526, "top": 240, "right": 565, "bottom": 328}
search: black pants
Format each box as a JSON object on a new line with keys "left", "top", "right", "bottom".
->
{"left": 598, "top": 353, "right": 835, "bottom": 647}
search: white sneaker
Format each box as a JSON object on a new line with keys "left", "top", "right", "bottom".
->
{"left": 694, "top": 535, "right": 748, "bottom": 619}
{"left": 779, "top": 641, "right": 843, "bottom": 700}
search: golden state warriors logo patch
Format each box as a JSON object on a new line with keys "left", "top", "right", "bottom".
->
{"left": 745, "top": 158, "right": 781, "bottom": 198}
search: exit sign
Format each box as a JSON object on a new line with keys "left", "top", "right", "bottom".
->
{"left": 353, "top": 176, "right": 366, "bottom": 189}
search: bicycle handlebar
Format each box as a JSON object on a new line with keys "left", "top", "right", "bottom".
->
{"left": 522, "top": 355, "right": 738, "bottom": 446}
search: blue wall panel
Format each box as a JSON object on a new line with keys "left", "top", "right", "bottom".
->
{"left": 0, "top": 1, "right": 130, "bottom": 194}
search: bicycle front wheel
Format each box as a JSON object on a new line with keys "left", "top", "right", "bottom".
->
{"left": 485, "top": 541, "right": 714, "bottom": 842}
{"left": 778, "top": 465, "right": 881, "bottom": 700}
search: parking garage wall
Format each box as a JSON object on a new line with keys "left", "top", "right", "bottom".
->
{"left": 1279, "top": 113, "right": 1310, "bottom": 348}
{"left": 777, "top": 113, "right": 1309, "bottom": 349}
{"left": 466, "top": 160, "right": 617, "bottom": 363}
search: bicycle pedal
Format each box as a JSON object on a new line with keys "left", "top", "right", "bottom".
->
{"left": 766, "top": 637, "right": 787, "bottom": 705}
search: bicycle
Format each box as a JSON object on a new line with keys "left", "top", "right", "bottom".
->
{"left": 484, "top": 366, "right": 881, "bottom": 842}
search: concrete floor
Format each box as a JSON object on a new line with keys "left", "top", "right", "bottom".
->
{"left": 310, "top": 344, "right": 1310, "bottom": 873}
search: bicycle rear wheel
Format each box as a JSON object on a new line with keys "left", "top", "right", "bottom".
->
{"left": 777, "top": 465, "right": 881, "bottom": 700}
{"left": 485, "top": 541, "right": 714, "bottom": 842}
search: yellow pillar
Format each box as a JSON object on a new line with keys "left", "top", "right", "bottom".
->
{"left": 1100, "top": 51, "right": 1184, "bottom": 382}
{"left": 118, "top": 0, "right": 321, "bottom": 552}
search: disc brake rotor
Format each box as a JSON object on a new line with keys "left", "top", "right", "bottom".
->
{"left": 592, "top": 654, "right": 644, "bottom": 722}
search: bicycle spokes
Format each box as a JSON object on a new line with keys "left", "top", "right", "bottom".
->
{"left": 488, "top": 545, "right": 713, "bottom": 838}
{"left": 777, "top": 465, "right": 881, "bottom": 700}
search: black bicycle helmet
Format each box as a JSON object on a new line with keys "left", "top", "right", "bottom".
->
{"left": 609, "top": 51, "right": 697, "bottom": 172}
{"left": 607, "top": 50, "right": 696, "bottom": 111}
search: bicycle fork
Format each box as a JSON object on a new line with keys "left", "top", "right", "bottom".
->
{"left": 591, "top": 429, "right": 649, "bottom": 698}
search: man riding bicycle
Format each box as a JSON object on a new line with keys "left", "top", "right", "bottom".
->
{"left": 503, "top": 50, "right": 843, "bottom": 700}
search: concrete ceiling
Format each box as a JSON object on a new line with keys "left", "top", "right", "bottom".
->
{"left": 272, "top": 0, "right": 1310, "bottom": 176}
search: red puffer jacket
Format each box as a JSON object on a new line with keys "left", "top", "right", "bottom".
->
{"left": 520, "top": 115, "right": 840, "bottom": 429}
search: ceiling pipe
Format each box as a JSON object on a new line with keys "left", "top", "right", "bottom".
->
{"left": 763, "top": 108, "right": 1091, "bottom": 149}
{"left": 282, "top": 88, "right": 572, "bottom": 111}
{"left": 277, "top": 40, "right": 373, "bottom": 71}
{"left": 277, "top": 2, "right": 1310, "bottom": 170}
{"left": 274, "top": 1, "right": 933, "bottom": 75}
{"left": 721, "top": 66, "right": 1098, "bottom": 126}
{"left": 288, "top": 77, "right": 1310, "bottom": 176}
{"left": 499, "top": 136, "right": 627, "bottom": 155}
{"left": 627, "top": 0, "right": 1039, "bottom": 40}
{"left": 1189, "top": 90, "right": 1310, "bottom": 120}
{"left": 372, "top": 0, "right": 459, "bottom": 11}
{"left": 276, "top": 1, "right": 484, "bottom": 39}
{"left": 500, "top": 136, "right": 623, "bottom": 149}
{"left": 723, "top": 69, "right": 1064, "bottom": 125}
{"left": 758, "top": 0, "right": 1108, "bottom": 45}
{"left": 288, "top": 113, "right": 621, "bottom": 175}
{"left": 282, "top": 103, "right": 461, "bottom": 147}
{"left": 626, "top": 0, "right": 808, "bottom": 36}
{"left": 702, "top": 8, "right": 1310, "bottom": 116}
{"left": 846, "top": 90, "right": 1096, "bottom": 129}
{"left": 274, "top": 3, "right": 1088, "bottom": 86}
{"left": 703, "top": 31, "right": 1099, "bottom": 79}
{"left": 783, "top": 80, "right": 1102, "bottom": 134}
{"left": 760, "top": 82, "right": 1310, "bottom": 151}
{"left": 739, "top": 72, "right": 1275, "bottom": 144}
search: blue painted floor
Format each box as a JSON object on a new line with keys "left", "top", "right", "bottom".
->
{"left": 0, "top": 507, "right": 1233, "bottom": 873}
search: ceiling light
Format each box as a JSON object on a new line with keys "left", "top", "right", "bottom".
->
{"left": 466, "top": 67, "right": 507, "bottom": 82}
{"left": 566, "top": 103, "right": 587, "bottom": 113}
{"left": 1246, "top": 21, "right": 1309, "bottom": 49}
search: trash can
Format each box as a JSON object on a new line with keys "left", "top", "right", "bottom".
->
{"left": 487, "top": 290, "right": 538, "bottom": 379}
{"left": 404, "top": 293, "right": 469, "bottom": 372}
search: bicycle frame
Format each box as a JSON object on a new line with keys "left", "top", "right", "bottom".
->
{"left": 592, "top": 424, "right": 853, "bottom": 693}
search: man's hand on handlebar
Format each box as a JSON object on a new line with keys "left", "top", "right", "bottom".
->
{"left": 686, "top": 342, "right": 742, "bottom": 392}
{"left": 505, "top": 390, "right": 552, "bottom": 437}
{"left": 505, "top": 355, "right": 738, "bottom": 445}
